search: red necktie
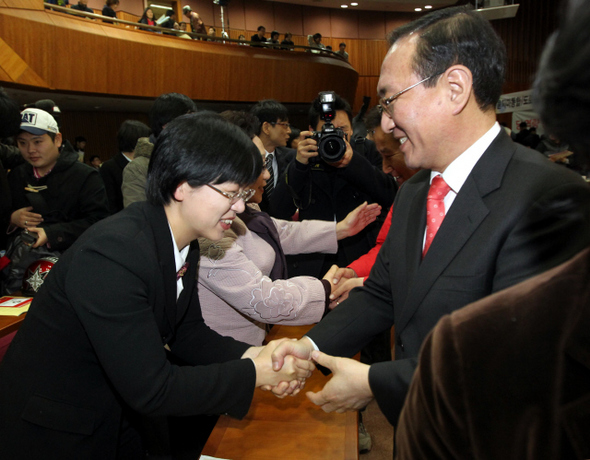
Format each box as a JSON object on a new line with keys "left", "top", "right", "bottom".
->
{"left": 423, "top": 175, "right": 451, "bottom": 257}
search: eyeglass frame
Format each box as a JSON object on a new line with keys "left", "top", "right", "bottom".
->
{"left": 378, "top": 71, "right": 444, "bottom": 118}
{"left": 270, "top": 121, "right": 291, "bottom": 129}
{"left": 207, "top": 184, "right": 255, "bottom": 204}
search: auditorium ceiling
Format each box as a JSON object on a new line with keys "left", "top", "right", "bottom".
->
{"left": 267, "top": 0, "right": 457, "bottom": 12}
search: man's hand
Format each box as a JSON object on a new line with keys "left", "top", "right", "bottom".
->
{"left": 295, "top": 131, "right": 319, "bottom": 165}
{"left": 10, "top": 206, "right": 43, "bottom": 229}
{"left": 329, "top": 277, "right": 364, "bottom": 309}
{"left": 306, "top": 351, "right": 374, "bottom": 413}
{"left": 335, "top": 202, "right": 381, "bottom": 240}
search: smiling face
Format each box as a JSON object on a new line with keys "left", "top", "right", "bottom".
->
{"left": 378, "top": 36, "right": 446, "bottom": 172}
{"left": 16, "top": 131, "right": 62, "bottom": 177}
{"left": 373, "top": 125, "right": 417, "bottom": 185}
{"left": 173, "top": 181, "right": 246, "bottom": 244}
{"left": 146, "top": 8, "right": 153, "bottom": 19}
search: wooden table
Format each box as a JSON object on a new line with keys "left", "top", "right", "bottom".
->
{"left": 201, "top": 325, "right": 358, "bottom": 460}
{"left": 0, "top": 314, "right": 25, "bottom": 339}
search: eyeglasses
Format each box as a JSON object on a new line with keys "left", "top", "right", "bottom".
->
{"left": 378, "top": 72, "right": 443, "bottom": 118}
{"left": 207, "top": 184, "right": 255, "bottom": 204}
{"left": 271, "top": 122, "right": 291, "bottom": 130}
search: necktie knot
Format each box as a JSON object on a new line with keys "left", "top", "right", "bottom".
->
{"left": 176, "top": 262, "right": 189, "bottom": 280}
{"left": 427, "top": 175, "right": 451, "bottom": 200}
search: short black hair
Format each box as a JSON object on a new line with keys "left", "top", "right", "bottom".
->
{"left": 0, "top": 87, "right": 21, "bottom": 138}
{"left": 149, "top": 93, "right": 197, "bottom": 137}
{"left": 308, "top": 92, "right": 353, "bottom": 130}
{"left": 117, "top": 120, "right": 151, "bottom": 153}
{"left": 271, "top": 30, "right": 279, "bottom": 39}
{"left": 89, "top": 155, "right": 100, "bottom": 162}
{"left": 75, "top": 135, "right": 87, "bottom": 143}
{"left": 25, "top": 99, "right": 61, "bottom": 127}
{"left": 257, "top": 25, "right": 265, "bottom": 32}
{"left": 534, "top": 0, "right": 590, "bottom": 154}
{"left": 146, "top": 112, "right": 262, "bottom": 206}
{"left": 339, "top": 42, "right": 346, "bottom": 47}
{"left": 165, "top": 9, "right": 174, "bottom": 17}
{"left": 250, "top": 100, "right": 289, "bottom": 135}
{"left": 364, "top": 106, "right": 382, "bottom": 133}
{"left": 387, "top": 6, "right": 506, "bottom": 111}
{"left": 220, "top": 110, "right": 260, "bottom": 140}
{"left": 313, "top": 33, "right": 322, "bottom": 40}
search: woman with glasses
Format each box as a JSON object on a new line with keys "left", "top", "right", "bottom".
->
{"left": 197, "top": 111, "right": 382, "bottom": 346}
{"left": 0, "top": 113, "right": 313, "bottom": 459}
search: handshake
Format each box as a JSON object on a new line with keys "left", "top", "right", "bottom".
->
{"left": 245, "top": 337, "right": 374, "bottom": 413}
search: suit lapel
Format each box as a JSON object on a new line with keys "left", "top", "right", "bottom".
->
{"left": 396, "top": 131, "right": 514, "bottom": 334}
{"left": 149, "top": 204, "right": 179, "bottom": 332}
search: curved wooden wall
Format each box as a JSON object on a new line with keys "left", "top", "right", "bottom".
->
{"left": 0, "top": 0, "right": 359, "bottom": 105}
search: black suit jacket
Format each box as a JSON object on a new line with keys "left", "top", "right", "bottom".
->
{"left": 270, "top": 139, "right": 397, "bottom": 277}
{"left": 0, "top": 202, "right": 255, "bottom": 459}
{"left": 100, "top": 152, "right": 129, "bottom": 214}
{"left": 259, "top": 146, "right": 295, "bottom": 214}
{"left": 306, "top": 131, "right": 590, "bottom": 425}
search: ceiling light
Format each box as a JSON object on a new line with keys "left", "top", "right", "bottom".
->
{"left": 351, "top": 2, "right": 358, "bottom": 5}
{"left": 341, "top": 4, "right": 348, "bottom": 7}
{"left": 415, "top": 7, "right": 422, "bottom": 11}
{"left": 425, "top": 5, "right": 432, "bottom": 8}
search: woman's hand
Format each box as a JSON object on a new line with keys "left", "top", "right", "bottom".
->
{"left": 335, "top": 202, "right": 381, "bottom": 240}
{"left": 250, "top": 339, "right": 315, "bottom": 395}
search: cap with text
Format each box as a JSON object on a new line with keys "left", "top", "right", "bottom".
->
{"left": 20, "top": 108, "right": 60, "bottom": 136}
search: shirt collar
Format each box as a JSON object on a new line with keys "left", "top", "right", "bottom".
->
{"left": 431, "top": 122, "right": 501, "bottom": 193}
{"left": 168, "top": 223, "right": 189, "bottom": 273}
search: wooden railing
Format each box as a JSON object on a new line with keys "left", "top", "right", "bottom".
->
{"left": 0, "top": 0, "right": 359, "bottom": 105}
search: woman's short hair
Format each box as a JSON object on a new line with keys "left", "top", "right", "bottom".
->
{"left": 146, "top": 112, "right": 262, "bottom": 206}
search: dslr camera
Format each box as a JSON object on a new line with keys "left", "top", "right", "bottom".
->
{"left": 310, "top": 91, "right": 347, "bottom": 163}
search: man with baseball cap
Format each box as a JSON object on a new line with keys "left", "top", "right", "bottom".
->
{"left": 1, "top": 108, "right": 109, "bottom": 294}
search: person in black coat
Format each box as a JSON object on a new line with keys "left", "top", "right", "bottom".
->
{"left": 0, "top": 113, "right": 313, "bottom": 459}
{"left": 100, "top": 119, "right": 151, "bottom": 214}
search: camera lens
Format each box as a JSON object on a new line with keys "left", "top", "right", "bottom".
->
{"left": 319, "top": 135, "right": 346, "bottom": 163}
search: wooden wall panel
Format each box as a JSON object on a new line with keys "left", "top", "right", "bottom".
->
{"left": 59, "top": 110, "right": 149, "bottom": 163}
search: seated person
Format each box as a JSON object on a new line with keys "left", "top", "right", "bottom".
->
{"left": 198, "top": 113, "right": 381, "bottom": 345}
{"left": 101, "top": 0, "right": 118, "bottom": 22}
{"left": 138, "top": 7, "right": 157, "bottom": 31}
{"left": 2, "top": 108, "right": 109, "bottom": 294}
{"left": 251, "top": 25, "right": 267, "bottom": 47}
{"left": 0, "top": 113, "right": 312, "bottom": 459}
{"left": 70, "top": 0, "right": 93, "bottom": 14}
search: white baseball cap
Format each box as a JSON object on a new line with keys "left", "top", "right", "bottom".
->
{"left": 20, "top": 108, "right": 60, "bottom": 135}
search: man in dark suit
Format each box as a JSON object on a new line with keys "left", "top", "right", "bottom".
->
{"left": 0, "top": 113, "right": 312, "bottom": 459}
{"left": 249, "top": 99, "right": 296, "bottom": 215}
{"left": 100, "top": 119, "right": 150, "bottom": 214}
{"left": 396, "top": 1, "right": 590, "bottom": 456}
{"left": 270, "top": 6, "right": 590, "bottom": 427}
{"left": 270, "top": 93, "right": 397, "bottom": 278}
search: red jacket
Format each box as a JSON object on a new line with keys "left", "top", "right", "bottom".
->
{"left": 348, "top": 205, "right": 392, "bottom": 278}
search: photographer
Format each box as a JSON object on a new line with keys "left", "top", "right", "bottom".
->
{"left": 270, "top": 92, "right": 396, "bottom": 279}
